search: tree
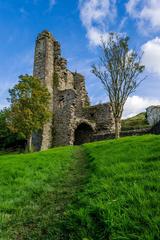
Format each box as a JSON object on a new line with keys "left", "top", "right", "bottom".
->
{"left": 0, "top": 109, "right": 10, "bottom": 148}
{"left": 7, "top": 75, "right": 51, "bottom": 152}
{"left": 0, "top": 108, "right": 25, "bottom": 150}
{"left": 92, "top": 33, "right": 145, "bottom": 138}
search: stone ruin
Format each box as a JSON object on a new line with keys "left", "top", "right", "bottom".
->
{"left": 146, "top": 106, "right": 160, "bottom": 127}
{"left": 32, "top": 30, "right": 115, "bottom": 150}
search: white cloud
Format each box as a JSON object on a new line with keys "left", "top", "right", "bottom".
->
{"left": 87, "top": 27, "right": 109, "bottom": 46}
{"left": 85, "top": 93, "right": 160, "bottom": 119}
{"left": 125, "top": 0, "right": 140, "bottom": 17}
{"left": 142, "top": 37, "right": 160, "bottom": 75}
{"left": 79, "top": 0, "right": 116, "bottom": 46}
{"left": 89, "top": 94, "right": 160, "bottom": 119}
{"left": 123, "top": 95, "right": 160, "bottom": 118}
{"left": 126, "top": 0, "right": 160, "bottom": 32}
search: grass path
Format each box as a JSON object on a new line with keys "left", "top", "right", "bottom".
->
{"left": 1, "top": 135, "right": 159, "bottom": 239}
{"left": 4, "top": 146, "right": 89, "bottom": 240}
{"left": 63, "top": 136, "right": 160, "bottom": 239}
{"left": 46, "top": 146, "right": 90, "bottom": 240}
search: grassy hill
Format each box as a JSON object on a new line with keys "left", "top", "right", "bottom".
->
{"left": 121, "top": 112, "right": 149, "bottom": 131}
{"left": 0, "top": 135, "right": 160, "bottom": 239}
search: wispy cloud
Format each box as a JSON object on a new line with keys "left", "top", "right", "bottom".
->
{"left": 125, "top": 0, "right": 140, "bottom": 17}
{"left": 118, "top": 17, "right": 128, "bottom": 31}
{"left": 126, "top": 0, "right": 160, "bottom": 33}
{"left": 79, "top": 0, "right": 117, "bottom": 46}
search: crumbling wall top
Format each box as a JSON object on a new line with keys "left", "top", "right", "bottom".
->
{"left": 37, "top": 30, "right": 55, "bottom": 42}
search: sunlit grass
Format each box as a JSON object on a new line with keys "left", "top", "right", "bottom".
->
{"left": 0, "top": 135, "right": 160, "bottom": 239}
{"left": 0, "top": 146, "right": 75, "bottom": 239}
{"left": 63, "top": 135, "right": 160, "bottom": 239}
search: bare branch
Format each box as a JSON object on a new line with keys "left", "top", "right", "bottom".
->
{"left": 92, "top": 33, "right": 145, "bottom": 138}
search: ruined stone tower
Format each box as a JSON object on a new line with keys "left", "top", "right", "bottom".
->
{"left": 33, "top": 30, "right": 115, "bottom": 150}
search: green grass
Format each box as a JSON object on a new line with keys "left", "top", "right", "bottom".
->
{"left": 0, "top": 146, "right": 77, "bottom": 239}
{"left": 0, "top": 135, "right": 160, "bottom": 239}
{"left": 121, "top": 112, "right": 149, "bottom": 131}
{"left": 63, "top": 135, "right": 160, "bottom": 239}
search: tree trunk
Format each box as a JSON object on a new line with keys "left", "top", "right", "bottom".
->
{"left": 27, "top": 134, "right": 32, "bottom": 152}
{"left": 115, "top": 118, "right": 120, "bottom": 139}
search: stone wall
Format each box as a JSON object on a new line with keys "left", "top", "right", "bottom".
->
{"left": 73, "top": 73, "right": 90, "bottom": 109}
{"left": 32, "top": 30, "right": 115, "bottom": 150}
{"left": 53, "top": 89, "right": 76, "bottom": 146}
{"left": 33, "top": 30, "right": 54, "bottom": 150}
{"left": 146, "top": 106, "right": 160, "bottom": 126}
{"left": 83, "top": 103, "right": 115, "bottom": 134}
{"left": 91, "top": 128, "right": 150, "bottom": 142}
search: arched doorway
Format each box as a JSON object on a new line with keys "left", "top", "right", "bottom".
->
{"left": 74, "top": 123, "right": 94, "bottom": 145}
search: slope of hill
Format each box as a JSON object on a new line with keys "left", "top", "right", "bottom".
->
{"left": 0, "top": 135, "right": 160, "bottom": 239}
{"left": 0, "top": 146, "right": 82, "bottom": 239}
{"left": 64, "top": 135, "right": 160, "bottom": 239}
{"left": 121, "top": 112, "right": 149, "bottom": 130}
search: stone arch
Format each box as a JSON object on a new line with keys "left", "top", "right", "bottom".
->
{"left": 74, "top": 120, "right": 95, "bottom": 145}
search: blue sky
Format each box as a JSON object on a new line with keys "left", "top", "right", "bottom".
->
{"left": 0, "top": 0, "right": 160, "bottom": 117}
